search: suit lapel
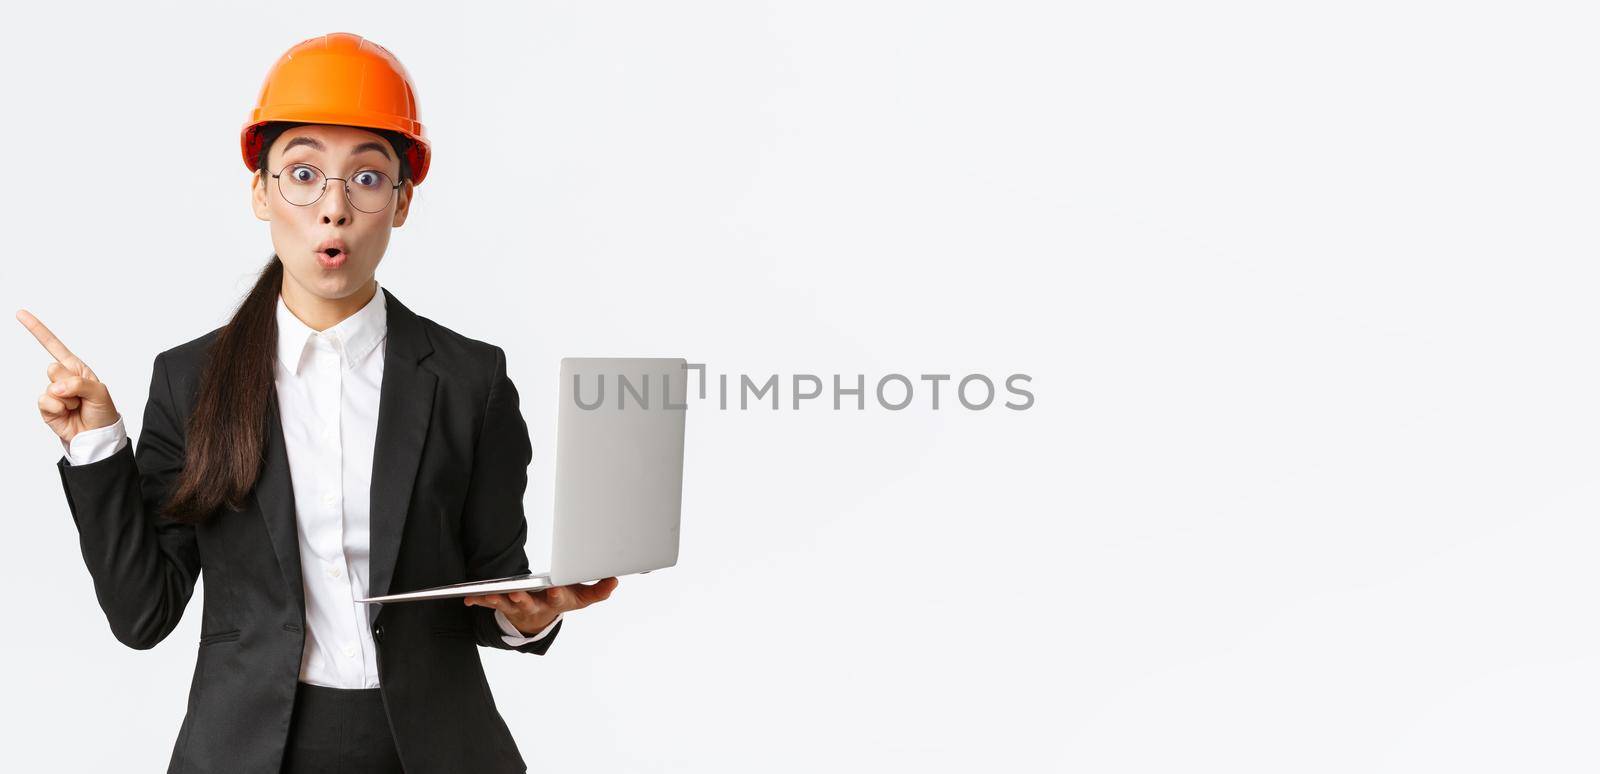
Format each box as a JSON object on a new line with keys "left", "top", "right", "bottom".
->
{"left": 257, "top": 393, "right": 305, "bottom": 617}
{"left": 255, "top": 287, "right": 436, "bottom": 625}
{"left": 366, "top": 288, "right": 437, "bottom": 623}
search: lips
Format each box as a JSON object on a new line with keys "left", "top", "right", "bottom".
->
{"left": 314, "top": 238, "right": 349, "bottom": 269}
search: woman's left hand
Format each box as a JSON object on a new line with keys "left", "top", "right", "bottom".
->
{"left": 463, "top": 577, "right": 619, "bottom": 635}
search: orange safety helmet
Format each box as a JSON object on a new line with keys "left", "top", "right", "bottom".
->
{"left": 241, "top": 33, "right": 431, "bottom": 185}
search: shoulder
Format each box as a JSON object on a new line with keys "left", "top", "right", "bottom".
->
{"left": 157, "top": 327, "right": 223, "bottom": 368}
{"left": 382, "top": 287, "right": 508, "bottom": 382}
{"left": 408, "top": 311, "right": 527, "bottom": 424}
{"left": 150, "top": 326, "right": 224, "bottom": 398}
{"left": 412, "top": 313, "right": 505, "bottom": 375}
{"left": 413, "top": 313, "right": 510, "bottom": 385}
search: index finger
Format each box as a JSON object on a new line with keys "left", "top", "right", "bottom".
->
{"left": 14, "top": 309, "right": 81, "bottom": 366}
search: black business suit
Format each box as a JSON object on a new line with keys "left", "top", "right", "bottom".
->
{"left": 55, "top": 288, "right": 558, "bottom": 773}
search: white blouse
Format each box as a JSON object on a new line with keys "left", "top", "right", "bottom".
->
{"left": 64, "top": 283, "right": 558, "bottom": 688}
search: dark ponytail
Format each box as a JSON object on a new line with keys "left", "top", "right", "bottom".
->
{"left": 163, "top": 256, "right": 283, "bottom": 524}
{"left": 161, "top": 121, "right": 411, "bottom": 524}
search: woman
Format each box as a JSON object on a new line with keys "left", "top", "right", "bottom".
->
{"left": 17, "top": 33, "right": 616, "bottom": 774}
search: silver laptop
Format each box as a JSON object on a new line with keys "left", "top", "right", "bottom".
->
{"left": 358, "top": 357, "right": 688, "bottom": 604}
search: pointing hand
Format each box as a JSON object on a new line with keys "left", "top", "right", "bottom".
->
{"left": 17, "top": 310, "right": 121, "bottom": 443}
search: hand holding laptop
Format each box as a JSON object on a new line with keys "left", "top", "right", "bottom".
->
{"left": 357, "top": 358, "right": 687, "bottom": 614}
{"left": 464, "top": 577, "right": 620, "bottom": 635}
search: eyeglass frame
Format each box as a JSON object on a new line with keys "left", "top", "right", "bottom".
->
{"left": 267, "top": 161, "right": 404, "bottom": 214}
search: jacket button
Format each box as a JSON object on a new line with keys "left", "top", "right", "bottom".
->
{"left": 373, "top": 625, "right": 385, "bottom": 642}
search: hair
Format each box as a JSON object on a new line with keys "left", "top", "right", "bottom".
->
{"left": 162, "top": 122, "right": 413, "bottom": 524}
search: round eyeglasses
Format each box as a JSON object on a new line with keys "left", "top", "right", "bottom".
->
{"left": 270, "top": 162, "right": 401, "bottom": 214}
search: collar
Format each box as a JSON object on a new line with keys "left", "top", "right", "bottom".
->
{"left": 275, "top": 282, "right": 388, "bottom": 375}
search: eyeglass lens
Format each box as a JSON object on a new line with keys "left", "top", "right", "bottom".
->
{"left": 276, "top": 164, "right": 396, "bottom": 213}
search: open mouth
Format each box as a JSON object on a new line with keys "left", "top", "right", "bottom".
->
{"left": 315, "top": 246, "right": 348, "bottom": 269}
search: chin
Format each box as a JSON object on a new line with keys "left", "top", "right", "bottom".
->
{"left": 320, "top": 276, "right": 373, "bottom": 299}
{"left": 288, "top": 265, "right": 371, "bottom": 299}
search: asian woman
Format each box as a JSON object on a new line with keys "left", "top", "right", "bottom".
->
{"left": 17, "top": 32, "right": 615, "bottom": 774}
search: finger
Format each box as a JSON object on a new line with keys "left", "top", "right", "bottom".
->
{"left": 47, "top": 360, "right": 92, "bottom": 386}
{"left": 507, "top": 590, "right": 536, "bottom": 609}
{"left": 544, "top": 586, "right": 571, "bottom": 609}
{"left": 49, "top": 363, "right": 95, "bottom": 387}
{"left": 574, "top": 577, "right": 619, "bottom": 605}
{"left": 51, "top": 376, "right": 108, "bottom": 404}
{"left": 38, "top": 392, "right": 67, "bottom": 417}
{"left": 16, "top": 310, "right": 82, "bottom": 367}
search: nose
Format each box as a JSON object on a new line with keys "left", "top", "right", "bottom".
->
{"left": 317, "top": 179, "right": 354, "bottom": 226}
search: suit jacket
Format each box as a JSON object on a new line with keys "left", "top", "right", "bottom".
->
{"left": 55, "top": 288, "right": 560, "bottom": 774}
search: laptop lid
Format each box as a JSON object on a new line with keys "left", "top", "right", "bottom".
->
{"left": 548, "top": 357, "right": 688, "bottom": 586}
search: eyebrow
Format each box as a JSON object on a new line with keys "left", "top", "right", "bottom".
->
{"left": 280, "top": 136, "right": 392, "bottom": 160}
{"left": 281, "top": 136, "right": 324, "bottom": 155}
{"left": 350, "top": 141, "right": 393, "bottom": 160}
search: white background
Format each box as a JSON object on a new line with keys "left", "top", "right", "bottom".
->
{"left": 2, "top": 1, "right": 1596, "bottom": 772}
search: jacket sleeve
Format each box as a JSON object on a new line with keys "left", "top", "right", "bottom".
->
{"left": 56, "top": 351, "right": 199, "bottom": 650}
{"left": 496, "top": 607, "right": 561, "bottom": 645}
{"left": 459, "top": 346, "right": 562, "bottom": 654}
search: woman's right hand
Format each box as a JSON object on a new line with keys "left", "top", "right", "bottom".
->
{"left": 16, "top": 310, "right": 121, "bottom": 443}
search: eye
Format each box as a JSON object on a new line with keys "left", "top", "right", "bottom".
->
{"left": 352, "top": 170, "right": 384, "bottom": 189}
{"left": 288, "top": 165, "right": 319, "bottom": 184}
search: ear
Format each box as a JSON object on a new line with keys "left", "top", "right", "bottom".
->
{"left": 251, "top": 172, "right": 272, "bottom": 221}
{"left": 391, "top": 179, "right": 414, "bottom": 228}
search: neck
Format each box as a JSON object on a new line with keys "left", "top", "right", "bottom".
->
{"left": 280, "top": 277, "right": 378, "bottom": 331}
